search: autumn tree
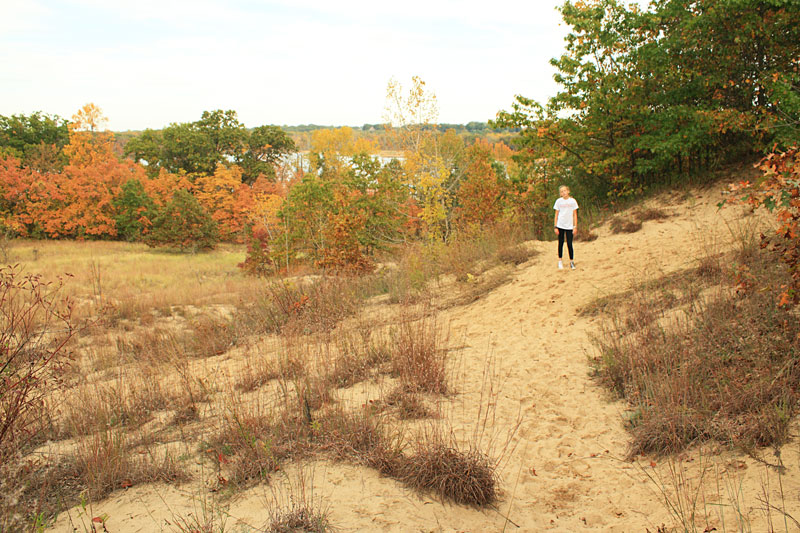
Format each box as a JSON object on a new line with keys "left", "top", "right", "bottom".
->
{"left": 455, "top": 140, "right": 507, "bottom": 230}
{"left": 143, "top": 168, "right": 193, "bottom": 208}
{"left": 384, "top": 76, "right": 452, "bottom": 240}
{"left": 239, "top": 177, "right": 286, "bottom": 275}
{"left": 194, "top": 164, "right": 255, "bottom": 241}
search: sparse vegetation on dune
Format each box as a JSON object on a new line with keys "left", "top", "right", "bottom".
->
{"left": 0, "top": 226, "right": 530, "bottom": 530}
{"left": 3, "top": 161, "right": 799, "bottom": 531}
{"left": 591, "top": 236, "right": 800, "bottom": 456}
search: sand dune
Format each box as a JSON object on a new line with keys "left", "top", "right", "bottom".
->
{"left": 50, "top": 182, "right": 800, "bottom": 532}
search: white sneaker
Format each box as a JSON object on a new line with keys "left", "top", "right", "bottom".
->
{"left": 558, "top": 260, "right": 564, "bottom": 269}
{"left": 570, "top": 261, "right": 576, "bottom": 270}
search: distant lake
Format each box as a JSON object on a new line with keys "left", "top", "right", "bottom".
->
{"left": 283, "top": 151, "right": 405, "bottom": 171}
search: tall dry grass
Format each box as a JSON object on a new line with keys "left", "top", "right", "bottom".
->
{"left": 591, "top": 243, "right": 800, "bottom": 456}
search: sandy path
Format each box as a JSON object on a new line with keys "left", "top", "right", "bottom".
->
{"left": 50, "top": 186, "right": 800, "bottom": 532}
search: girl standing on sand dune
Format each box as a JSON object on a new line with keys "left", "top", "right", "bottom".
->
{"left": 554, "top": 185, "right": 578, "bottom": 270}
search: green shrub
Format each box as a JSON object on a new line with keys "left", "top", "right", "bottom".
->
{"left": 145, "top": 189, "right": 218, "bottom": 252}
{"left": 113, "top": 178, "right": 156, "bottom": 242}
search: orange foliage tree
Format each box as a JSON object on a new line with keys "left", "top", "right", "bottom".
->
{"left": 455, "top": 140, "right": 506, "bottom": 230}
{"left": 143, "top": 168, "right": 193, "bottom": 208}
{"left": 194, "top": 164, "right": 253, "bottom": 241}
{"left": 0, "top": 104, "right": 146, "bottom": 239}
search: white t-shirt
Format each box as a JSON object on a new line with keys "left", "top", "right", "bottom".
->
{"left": 554, "top": 197, "right": 579, "bottom": 230}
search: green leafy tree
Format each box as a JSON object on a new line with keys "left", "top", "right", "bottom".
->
{"left": 146, "top": 189, "right": 219, "bottom": 252}
{"left": 496, "top": 0, "right": 800, "bottom": 206}
{"left": 123, "top": 129, "right": 164, "bottom": 176}
{"left": 237, "top": 125, "right": 296, "bottom": 184}
{"left": 123, "top": 111, "right": 295, "bottom": 184}
{"left": 0, "top": 112, "right": 69, "bottom": 172}
{"left": 278, "top": 172, "right": 333, "bottom": 263}
{"left": 112, "top": 178, "right": 156, "bottom": 241}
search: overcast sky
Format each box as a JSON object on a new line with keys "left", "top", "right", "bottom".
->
{"left": 3, "top": 0, "right": 584, "bottom": 131}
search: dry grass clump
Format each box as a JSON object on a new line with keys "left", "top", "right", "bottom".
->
{"left": 235, "top": 351, "right": 279, "bottom": 393}
{"left": 389, "top": 314, "right": 448, "bottom": 395}
{"left": 574, "top": 229, "right": 598, "bottom": 242}
{"left": 317, "top": 406, "right": 404, "bottom": 476}
{"left": 635, "top": 207, "right": 670, "bottom": 221}
{"left": 58, "top": 377, "right": 164, "bottom": 437}
{"left": 1, "top": 459, "right": 81, "bottom": 531}
{"left": 592, "top": 249, "right": 800, "bottom": 455}
{"left": 318, "top": 332, "right": 390, "bottom": 390}
{"left": 446, "top": 267, "right": 514, "bottom": 309}
{"left": 399, "top": 435, "right": 498, "bottom": 506}
{"left": 496, "top": 243, "right": 537, "bottom": 265}
{"left": 375, "top": 386, "right": 438, "bottom": 420}
{"left": 234, "top": 277, "right": 363, "bottom": 337}
{"left": 609, "top": 216, "right": 643, "bottom": 234}
{"left": 268, "top": 503, "right": 331, "bottom": 533}
{"left": 114, "top": 315, "right": 236, "bottom": 364}
{"left": 209, "top": 400, "right": 314, "bottom": 488}
{"left": 72, "top": 429, "right": 188, "bottom": 500}
{"left": 578, "top": 265, "right": 718, "bottom": 318}
{"left": 695, "top": 253, "right": 723, "bottom": 280}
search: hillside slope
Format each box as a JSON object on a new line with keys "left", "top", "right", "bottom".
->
{"left": 49, "top": 181, "right": 797, "bottom": 532}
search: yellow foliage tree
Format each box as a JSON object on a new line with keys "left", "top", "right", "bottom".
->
{"left": 62, "top": 103, "right": 115, "bottom": 168}
{"left": 309, "top": 127, "right": 376, "bottom": 175}
{"left": 384, "top": 76, "right": 450, "bottom": 240}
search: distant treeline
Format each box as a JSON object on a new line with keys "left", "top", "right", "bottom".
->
{"left": 280, "top": 122, "right": 515, "bottom": 133}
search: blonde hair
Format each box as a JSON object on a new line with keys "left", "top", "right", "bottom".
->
{"left": 559, "top": 185, "right": 569, "bottom": 193}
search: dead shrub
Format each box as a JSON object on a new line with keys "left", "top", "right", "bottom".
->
{"left": 609, "top": 217, "right": 643, "bottom": 234}
{"left": 399, "top": 437, "right": 498, "bottom": 506}
{"left": 0, "top": 267, "right": 78, "bottom": 464}
{"left": 574, "top": 229, "right": 598, "bottom": 242}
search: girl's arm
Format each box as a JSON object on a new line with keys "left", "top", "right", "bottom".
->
{"left": 554, "top": 210, "right": 560, "bottom": 234}
{"left": 573, "top": 209, "right": 578, "bottom": 231}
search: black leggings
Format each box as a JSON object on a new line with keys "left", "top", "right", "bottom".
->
{"left": 557, "top": 228, "right": 574, "bottom": 260}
